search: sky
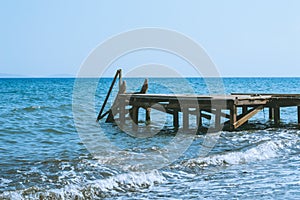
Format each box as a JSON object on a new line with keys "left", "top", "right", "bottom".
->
{"left": 1, "top": 0, "right": 300, "bottom": 77}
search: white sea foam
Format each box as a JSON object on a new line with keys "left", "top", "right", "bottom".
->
{"left": 184, "top": 138, "right": 296, "bottom": 168}
{"left": 0, "top": 170, "right": 165, "bottom": 200}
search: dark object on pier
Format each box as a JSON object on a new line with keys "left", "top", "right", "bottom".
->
{"left": 139, "top": 79, "right": 148, "bottom": 94}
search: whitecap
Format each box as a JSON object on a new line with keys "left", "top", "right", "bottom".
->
{"left": 184, "top": 139, "right": 296, "bottom": 168}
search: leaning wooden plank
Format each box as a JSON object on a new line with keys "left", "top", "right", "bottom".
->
{"left": 233, "top": 105, "right": 264, "bottom": 129}
{"left": 97, "top": 69, "right": 121, "bottom": 121}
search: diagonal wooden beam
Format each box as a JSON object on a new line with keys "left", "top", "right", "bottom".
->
{"left": 233, "top": 105, "right": 264, "bottom": 129}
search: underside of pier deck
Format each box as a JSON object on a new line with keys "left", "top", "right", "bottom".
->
{"left": 100, "top": 92, "right": 300, "bottom": 132}
{"left": 108, "top": 94, "right": 273, "bottom": 131}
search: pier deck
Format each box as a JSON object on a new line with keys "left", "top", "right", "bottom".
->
{"left": 110, "top": 93, "right": 300, "bottom": 131}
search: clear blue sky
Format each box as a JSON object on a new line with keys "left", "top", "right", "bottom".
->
{"left": 1, "top": 0, "right": 300, "bottom": 77}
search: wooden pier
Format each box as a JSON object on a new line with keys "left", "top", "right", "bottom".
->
{"left": 101, "top": 93, "right": 300, "bottom": 132}
{"left": 97, "top": 70, "right": 300, "bottom": 132}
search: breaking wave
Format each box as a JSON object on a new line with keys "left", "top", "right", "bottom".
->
{"left": 0, "top": 170, "right": 165, "bottom": 199}
{"left": 184, "top": 137, "right": 297, "bottom": 168}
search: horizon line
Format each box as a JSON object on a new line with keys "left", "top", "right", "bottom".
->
{"left": 1, "top": 76, "right": 300, "bottom": 79}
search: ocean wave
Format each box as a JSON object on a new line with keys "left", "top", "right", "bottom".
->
{"left": 0, "top": 170, "right": 165, "bottom": 200}
{"left": 183, "top": 138, "right": 296, "bottom": 168}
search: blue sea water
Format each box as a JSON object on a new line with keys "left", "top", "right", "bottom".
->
{"left": 0, "top": 77, "right": 300, "bottom": 199}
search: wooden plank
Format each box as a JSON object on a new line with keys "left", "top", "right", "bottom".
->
{"left": 120, "top": 94, "right": 273, "bottom": 109}
{"left": 121, "top": 94, "right": 269, "bottom": 109}
{"left": 121, "top": 93, "right": 300, "bottom": 103}
{"left": 233, "top": 105, "right": 264, "bottom": 129}
{"left": 270, "top": 98, "right": 300, "bottom": 107}
{"left": 232, "top": 93, "right": 300, "bottom": 97}
{"left": 235, "top": 99, "right": 270, "bottom": 106}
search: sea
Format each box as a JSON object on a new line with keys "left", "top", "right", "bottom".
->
{"left": 0, "top": 77, "right": 300, "bottom": 199}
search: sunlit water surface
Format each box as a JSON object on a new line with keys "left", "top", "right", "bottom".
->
{"left": 0, "top": 78, "right": 300, "bottom": 199}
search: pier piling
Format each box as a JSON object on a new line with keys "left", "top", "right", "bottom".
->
{"left": 173, "top": 110, "right": 179, "bottom": 128}
{"left": 242, "top": 106, "right": 248, "bottom": 124}
{"left": 183, "top": 106, "right": 189, "bottom": 131}
{"left": 274, "top": 106, "right": 281, "bottom": 126}
{"left": 230, "top": 105, "right": 237, "bottom": 131}
{"left": 269, "top": 107, "right": 274, "bottom": 120}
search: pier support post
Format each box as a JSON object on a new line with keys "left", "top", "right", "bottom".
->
{"left": 242, "top": 106, "right": 248, "bottom": 124}
{"left": 183, "top": 106, "right": 189, "bottom": 131}
{"left": 173, "top": 110, "right": 179, "bottom": 128}
{"left": 274, "top": 106, "right": 280, "bottom": 126}
{"left": 269, "top": 107, "right": 274, "bottom": 120}
{"left": 146, "top": 107, "right": 151, "bottom": 123}
{"left": 215, "top": 108, "right": 221, "bottom": 130}
{"left": 132, "top": 106, "right": 139, "bottom": 131}
{"left": 197, "top": 109, "right": 203, "bottom": 127}
{"left": 230, "top": 105, "right": 237, "bottom": 131}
